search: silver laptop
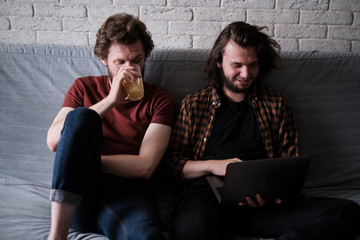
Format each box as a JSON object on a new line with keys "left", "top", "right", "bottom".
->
{"left": 206, "top": 155, "right": 311, "bottom": 205}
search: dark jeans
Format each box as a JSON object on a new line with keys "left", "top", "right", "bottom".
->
{"left": 171, "top": 178, "right": 360, "bottom": 240}
{"left": 50, "top": 107, "right": 163, "bottom": 240}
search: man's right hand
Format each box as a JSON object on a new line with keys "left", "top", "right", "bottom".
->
{"left": 208, "top": 158, "right": 242, "bottom": 176}
{"left": 182, "top": 158, "right": 242, "bottom": 179}
{"left": 107, "top": 65, "right": 141, "bottom": 105}
{"left": 89, "top": 65, "right": 141, "bottom": 119}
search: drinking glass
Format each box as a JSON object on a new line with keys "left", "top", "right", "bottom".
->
{"left": 122, "top": 64, "right": 144, "bottom": 101}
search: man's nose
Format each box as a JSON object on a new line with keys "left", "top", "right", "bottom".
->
{"left": 240, "top": 66, "right": 249, "bottom": 79}
{"left": 123, "top": 61, "right": 132, "bottom": 67}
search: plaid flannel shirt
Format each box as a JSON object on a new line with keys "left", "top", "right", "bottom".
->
{"left": 163, "top": 84, "right": 299, "bottom": 229}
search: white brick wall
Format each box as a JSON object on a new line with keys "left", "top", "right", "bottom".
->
{"left": 0, "top": 0, "right": 359, "bottom": 52}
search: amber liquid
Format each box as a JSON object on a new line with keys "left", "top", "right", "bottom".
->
{"left": 122, "top": 78, "right": 144, "bottom": 101}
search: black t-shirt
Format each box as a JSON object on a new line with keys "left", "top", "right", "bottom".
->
{"left": 201, "top": 90, "right": 267, "bottom": 161}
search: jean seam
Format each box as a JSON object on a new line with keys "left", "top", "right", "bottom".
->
{"left": 105, "top": 205, "right": 128, "bottom": 240}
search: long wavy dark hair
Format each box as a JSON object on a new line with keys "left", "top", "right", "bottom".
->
{"left": 94, "top": 13, "right": 154, "bottom": 59}
{"left": 204, "top": 22, "right": 281, "bottom": 87}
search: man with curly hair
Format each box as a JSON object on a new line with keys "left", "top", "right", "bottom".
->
{"left": 47, "top": 13, "right": 176, "bottom": 240}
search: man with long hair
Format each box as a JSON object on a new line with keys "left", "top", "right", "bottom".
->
{"left": 47, "top": 13, "right": 176, "bottom": 240}
{"left": 166, "top": 22, "right": 360, "bottom": 240}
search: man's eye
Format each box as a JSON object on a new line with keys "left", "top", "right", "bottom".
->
{"left": 133, "top": 58, "right": 143, "bottom": 65}
{"left": 115, "top": 61, "right": 125, "bottom": 65}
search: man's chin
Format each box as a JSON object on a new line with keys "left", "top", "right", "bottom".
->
{"left": 233, "top": 88, "right": 249, "bottom": 94}
{"left": 224, "top": 82, "right": 250, "bottom": 94}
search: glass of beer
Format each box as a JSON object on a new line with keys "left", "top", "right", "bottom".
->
{"left": 122, "top": 64, "right": 144, "bottom": 101}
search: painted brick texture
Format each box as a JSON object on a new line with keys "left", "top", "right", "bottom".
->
{"left": 0, "top": 0, "right": 359, "bottom": 52}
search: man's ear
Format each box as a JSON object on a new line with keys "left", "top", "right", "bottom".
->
{"left": 216, "top": 62, "right": 222, "bottom": 68}
{"left": 100, "top": 57, "right": 108, "bottom": 66}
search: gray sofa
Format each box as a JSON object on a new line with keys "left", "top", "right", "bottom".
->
{"left": 0, "top": 43, "right": 359, "bottom": 240}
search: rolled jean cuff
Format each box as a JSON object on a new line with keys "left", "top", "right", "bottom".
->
{"left": 49, "top": 189, "right": 82, "bottom": 206}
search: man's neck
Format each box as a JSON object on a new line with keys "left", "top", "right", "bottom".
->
{"left": 222, "top": 86, "right": 247, "bottom": 102}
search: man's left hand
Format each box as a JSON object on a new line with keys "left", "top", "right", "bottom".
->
{"left": 238, "top": 194, "right": 282, "bottom": 208}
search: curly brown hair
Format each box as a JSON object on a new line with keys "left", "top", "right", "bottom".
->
{"left": 94, "top": 13, "right": 154, "bottom": 59}
{"left": 204, "top": 21, "right": 281, "bottom": 87}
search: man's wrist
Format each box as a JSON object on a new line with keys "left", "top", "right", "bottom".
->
{"left": 105, "top": 95, "right": 121, "bottom": 109}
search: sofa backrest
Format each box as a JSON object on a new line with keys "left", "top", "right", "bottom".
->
{"left": 0, "top": 43, "right": 359, "bottom": 191}
{"left": 267, "top": 51, "right": 360, "bottom": 189}
{"left": 0, "top": 44, "right": 105, "bottom": 185}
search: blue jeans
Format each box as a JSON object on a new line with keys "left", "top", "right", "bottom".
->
{"left": 171, "top": 178, "right": 360, "bottom": 240}
{"left": 50, "top": 107, "right": 163, "bottom": 240}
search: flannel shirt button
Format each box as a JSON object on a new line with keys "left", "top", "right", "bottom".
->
{"left": 204, "top": 137, "right": 207, "bottom": 142}
{"left": 212, "top": 101, "right": 216, "bottom": 105}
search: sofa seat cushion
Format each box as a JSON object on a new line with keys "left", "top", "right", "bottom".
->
{"left": 0, "top": 174, "right": 107, "bottom": 240}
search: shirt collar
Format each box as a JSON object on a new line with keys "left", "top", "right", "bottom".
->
{"left": 247, "top": 84, "right": 261, "bottom": 102}
{"left": 211, "top": 87, "right": 222, "bottom": 108}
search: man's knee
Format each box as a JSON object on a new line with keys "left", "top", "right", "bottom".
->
{"left": 332, "top": 199, "right": 360, "bottom": 238}
{"left": 279, "top": 198, "right": 360, "bottom": 240}
{"left": 64, "top": 108, "right": 102, "bottom": 140}
{"left": 67, "top": 107, "right": 101, "bottom": 127}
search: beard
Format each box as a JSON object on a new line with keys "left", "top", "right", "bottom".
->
{"left": 107, "top": 67, "right": 114, "bottom": 83}
{"left": 220, "top": 69, "right": 254, "bottom": 94}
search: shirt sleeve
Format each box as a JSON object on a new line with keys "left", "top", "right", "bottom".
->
{"left": 62, "top": 78, "right": 84, "bottom": 108}
{"left": 255, "top": 86, "right": 299, "bottom": 159}
{"left": 277, "top": 97, "right": 299, "bottom": 157}
{"left": 150, "top": 88, "right": 177, "bottom": 128}
{"left": 165, "top": 96, "right": 194, "bottom": 179}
